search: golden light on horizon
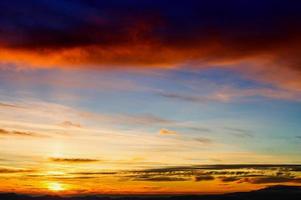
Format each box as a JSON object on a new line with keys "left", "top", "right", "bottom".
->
{"left": 47, "top": 182, "right": 65, "bottom": 192}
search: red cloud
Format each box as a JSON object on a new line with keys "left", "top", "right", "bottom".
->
{"left": 1, "top": 2, "right": 301, "bottom": 92}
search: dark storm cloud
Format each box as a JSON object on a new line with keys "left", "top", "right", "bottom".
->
{"left": 0, "top": 0, "right": 301, "bottom": 71}
{"left": 1, "top": 0, "right": 301, "bottom": 95}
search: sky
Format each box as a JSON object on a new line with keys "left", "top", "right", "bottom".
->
{"left": 0, "top": 0, "right": 301, "bottom": 195}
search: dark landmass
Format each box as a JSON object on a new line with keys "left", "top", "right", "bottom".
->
{"left": 1, "top": 185, "right": 301, "bottom": 200}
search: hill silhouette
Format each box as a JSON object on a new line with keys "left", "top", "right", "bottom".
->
{"left": 0, "top": 185, "right": 301, "bottom": 200}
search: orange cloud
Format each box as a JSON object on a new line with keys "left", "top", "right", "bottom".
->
{"left": 60, "top": 121, "right": 82, "bottom": 128}
{"left": 0, "top": 128, "right": 45, "bottom": 138}
{"left": 159, "top": 129, "right": 178, "bottom": 135}
{"left": 1, "top": 35, "right": 301, "bottom": 94}
{"left": 1, "top": 1, "right": 301, "bottom": 93}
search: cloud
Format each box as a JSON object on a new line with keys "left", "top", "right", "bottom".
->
{"left": 1, "top": 1, "right": 300, "bottom": 68}
{"left": 0, "top": 102, "right": 20, "bottom": 108}
{"left": 49, "top": 157, "right": 100, "bottom": 163}
{"left": 123, "top": 165, "right": 301, "bottom": 184}
{"left": 1, "top": 1, "right": 301, "bottom": 92}
{"left": 131, "top": 175, "right": 189, "bottom": 182}
{"left": 224, "top": 127, "right": 254, "bottom": 138}
{"left": 14, "top": 164, "right": 298, "bottom": 186}
{"left": 0, "top": 167, "right": 34, "bottom": 173}
{"left": 290, "top": 166, "right": 301, "bottom": 172}
{"left": 220, "top": 176, "right": 241, "bottom": 182}
{"left": 159, "top": 128, "right": 178, "bottom": 135}
{"left": 0, "top": 69, "right": 147, "bottom": 94}
{"left": 71, "top": 172, "right": 118, "bottom": 175}
{"left": 158, "top": 92, "right": 211, "bottom": 103}
{"left": 157, "top": 87, "right": 301, "bottom": 104}
{"left": 0, "top": 128, "right": 14, "bottom": 135}
{"left": 243, "top": 176, "right": 301, "bottom": 184}
{"left": 193, "top": 137, "right": 213, "bottom": 144}
{"left": 194, "top": 175, "right": 214, "bottom": 182}
{"left": 132, "top": 165, "right": 301, "bottom": 174}
{"left": 82, "top": 112, "right": 174, "bottom": 126}
{"left": 0, "top": 99, "right": 174, "bottom": 129}
{"left": 60, "top": 121, "right": 82, "bottom": 128}
{"left": 187, "top": 127, "right": 211, "bottom": 133}
{"left": 0, "top": 128, "right": 44, "bottom": 137}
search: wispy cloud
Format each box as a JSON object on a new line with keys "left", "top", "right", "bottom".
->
{"left": 158, "top": 92, "right": 211, "bottom": 103}
{"left": 130, "top": 175, "right": 189, "bottom": 182}
{"left": 187, "top": 127, "right": 211, "bottom": 133}
{"left": 224, "top": 127, "right": 254, "bottom": 138}
{"left": 60, "top": 121, "right": 82, "bottom": 128}
{"left": 0, "top": 102, "right": 21, "bottom": 108}
{"left": 157, "top": 87, "right": 301, "bottom": 104}
{"left": 0, "top": 167, "right": 34, "bottom": 174}
{"left": 78, "top": 110, "right": 174, "bottom": 127}
{"left": 193, "top": 137, "right": 213, "bottom": 144}
{"left": 0, "top": 99, "right": 174, "bottom": 130}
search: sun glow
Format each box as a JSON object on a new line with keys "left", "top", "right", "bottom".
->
{"left": 46, "top": 171, "right": 65, "bottom": 176}
{"left": 47, "top": 182, "right": 65, "bottom": 192}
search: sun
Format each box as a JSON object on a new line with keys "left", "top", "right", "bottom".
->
{"left": 47, "top": 182, "right": 65, "bottom": 192}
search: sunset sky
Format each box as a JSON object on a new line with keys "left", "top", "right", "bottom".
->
{"left": 0, "top": 0, "right": 301, "bottom": 195}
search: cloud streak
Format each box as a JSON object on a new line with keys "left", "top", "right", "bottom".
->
{"left": 157, "top": 87, "right": 301, "bottom": 104}
{"left": 49, "top": 157, "right": 100, "bottom": 163}
{"left": 0, "top": 128, "right": 44, "bottom": 138}
{"left": 159, "top": 129, "right": 178, "bottom": 135}
{"left": 0, "top": 102, "right": 20, "bottom": 108}
{"left": 224, "top": 127, "right": 254, "bottom": 138}
{"left": 121, "top": 164, "right": 301, "bottom": 183}
{"left": 0, "top": 168, "right": 32, "bottom": 174}
{"left": 193, "top": 137, "right": 213, "bottom": 144}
